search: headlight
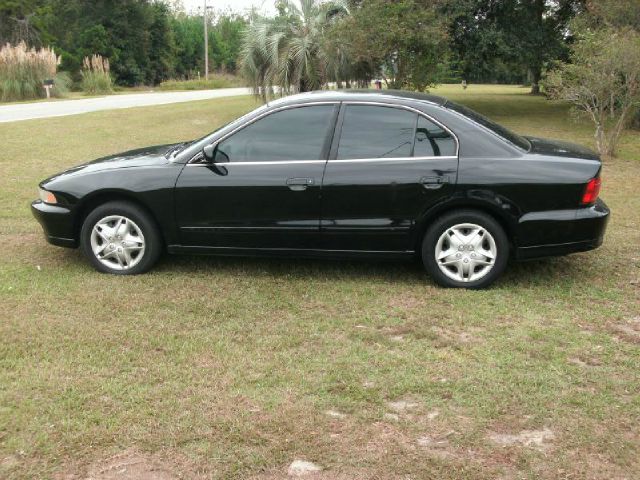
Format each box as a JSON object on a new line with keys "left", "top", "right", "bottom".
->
{"left": 38, "top": 188, "right": 58, "bottom": 204}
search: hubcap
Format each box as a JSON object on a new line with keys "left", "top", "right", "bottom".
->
{"left": 434, "top": 223, "right": 497, "bottom": 283}
{"left": 90, "top": 215, "right": 145, "bottom": 271}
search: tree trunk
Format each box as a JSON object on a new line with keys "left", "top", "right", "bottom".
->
{"left": 299, "top": 77, "right": 310, "bottom": 93}
{"left": 529, "top": 0, "right": 545, "bottom": 95}
{"left": 530, "top": 66, "right": 541, "bottom": 95}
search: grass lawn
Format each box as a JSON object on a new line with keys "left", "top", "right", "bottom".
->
{"left": 0, "top": 86, "right": 638, "bottom": 479}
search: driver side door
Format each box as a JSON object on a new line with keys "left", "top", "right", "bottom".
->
{"left": 174, "top": 103, "right": 339, "bottom": 250}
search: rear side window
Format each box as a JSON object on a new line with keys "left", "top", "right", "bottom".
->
{"left": 336, "top": 105, "right": 456, "bottom": 159}
{"left": 414, "top": 116, "right": 456, "bottom": 157}
{"left": 445, "top": 100, "right": 530, "bottom": 151}
{"left": 214, "top": 105, "right": 336, "bottom": 162}
{"left": 337, "top": 105, "right": 416, "bottom": 159}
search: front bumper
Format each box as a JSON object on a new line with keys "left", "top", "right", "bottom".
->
{"left": 31, "top": 200, "right": 78, "bottom": 248}
{"left": 515, "top": 198, "right": 610, "bottom": 260}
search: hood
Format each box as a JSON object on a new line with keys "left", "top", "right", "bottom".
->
{"left": 525, "top": 136, "right": 600, "bottom": 161}
{"left": 42, "top": 143, "right": 180, "bottom": 184}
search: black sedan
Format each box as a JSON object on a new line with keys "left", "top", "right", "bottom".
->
{"left": 32, "top": 90, "right": 609, "bottom": 288}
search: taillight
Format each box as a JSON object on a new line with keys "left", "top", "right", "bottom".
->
{"left": 581, "top": 177, "right": 601, "bottom": 206}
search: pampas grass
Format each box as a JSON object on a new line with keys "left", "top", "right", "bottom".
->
{"left": 81, "top": 54, "right": 112, "bottom": 94}
{"left": 0, "top": 42, "right": 61, "bottom": 102}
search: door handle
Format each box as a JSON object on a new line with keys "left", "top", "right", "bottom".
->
{"left": 286, "top": 177, "right": 314, "bottom": 191}
{"left": 420, "top": 176, "right": 449, "bottom": 190}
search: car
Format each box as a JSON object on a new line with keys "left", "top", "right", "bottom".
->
{"left": 31, "top": 90, "right": 610, "bottom": 288}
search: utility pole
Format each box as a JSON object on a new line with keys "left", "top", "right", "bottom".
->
{"left": 204, "top": 0, "right": 209, "bottom": 80}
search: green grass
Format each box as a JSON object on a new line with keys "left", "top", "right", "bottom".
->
{"left": 0, "top": 87, "right": 638, "bottom": 479}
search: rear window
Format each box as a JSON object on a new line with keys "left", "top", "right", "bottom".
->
{"left": 445, "top": 101, "right": 530, "bottom": 151}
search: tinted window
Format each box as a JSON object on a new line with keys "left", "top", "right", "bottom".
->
{"left": 337, "top": 105, "right": 416, "bottom": 159}
{"left": 214, "top": 105, "right": 335, "bottom": 162}
{"left": 445, "top": 100, "right": 530, "bottom": 151}
{"left": 414, "top": 116, "right": 456, "bottom": 157}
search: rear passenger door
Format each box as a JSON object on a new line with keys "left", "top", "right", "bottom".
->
{"left": 320, "top": 103, "right": 458, "bottom": 252}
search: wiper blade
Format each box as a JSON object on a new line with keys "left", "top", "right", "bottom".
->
{"left": 165, "top": 141, "right": 190, "bottom": 158}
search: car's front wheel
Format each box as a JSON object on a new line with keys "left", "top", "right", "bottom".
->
{"left": 422, "top": 210, "right": 509, "bottom": 289}
{"left": 80, "top": 201, "right": 162, "bottom": 275}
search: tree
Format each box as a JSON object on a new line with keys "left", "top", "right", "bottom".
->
{"left": 447, "top": 0, "right": 585, "bottom": 93}
{"left": 335, "top": 0, "right": 449, "bottom": 91}
{"left": 585, "top": 0, "right": 640, "bottom": 30}
{"left": 171, "top": 13, "right": 204, "bottom": 78}
{"left": 0, "top": 0, "right": 47, "bottom": 46}
{"left": 210, "top": 14, "right": 246, "bottom": 73}
{"left": 544, "top": 27, "right": 640, "bottom": 157}
{"left": 240, "top": 0, "right": 349, "bottom": 100}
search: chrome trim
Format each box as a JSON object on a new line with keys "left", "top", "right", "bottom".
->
{"left": 329, "top": 155, "right": 458, "bottom": 163}
{"left": 187, "top": 160, "right": 326, "bottom": 167}
{"left": 187, "top": 156, "right": 456, "bottom": 167}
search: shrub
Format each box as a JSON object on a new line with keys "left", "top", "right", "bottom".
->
{"left": 544, "top": 28, "right": 640, "bottom": 157}
{"left": 81, "top": 54, "right": 113, "bottom": 95}
{"left": 0, "top": 42, "right": 60, "bottom": 102}
{"left": 52, "top": 71, "right": 72, "bottom": 98}
{"left": 157, "top": 74, "right": 245, "bottom": 91}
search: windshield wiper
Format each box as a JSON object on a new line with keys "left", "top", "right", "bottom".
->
{"left": 165, "top": 141, "right": 190, "bottom": 158}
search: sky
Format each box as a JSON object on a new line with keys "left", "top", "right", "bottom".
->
{"left": 180, "top": 0, "right": 276, "bottom": 15}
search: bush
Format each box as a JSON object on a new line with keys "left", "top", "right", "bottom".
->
{"left": 52, "top": 71, "right": 72, "bottom": 98}
{"left": 157, "top": 74, "right": 245, "bottom": 91}
{"left": 0, "top": 42, "right": 60, "bottom": 102}
{"left": 81, "top": 54, "right": 113, "bottom": 95}
{"left": 544, "top": 27, "right": 640, "bottom": 157}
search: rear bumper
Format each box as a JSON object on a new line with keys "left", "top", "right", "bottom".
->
{"left": 515, "top": 198, "right": 609, "bottom": 260}
{"left": 31, "top": 200, "right": 78, "bottom": 248}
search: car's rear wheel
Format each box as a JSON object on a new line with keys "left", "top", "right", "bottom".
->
{"left": 422, "top": 210, "right": 508, "bottom": 289}
{"left": 80, "top": 201, "right": 161, "bottom": 275}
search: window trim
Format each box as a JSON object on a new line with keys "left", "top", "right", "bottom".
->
{"left": 188, "top": 102, "right": 340, "bottom": 166}
{"left": 329, "top": 101, "right": 460, "bottom": 162}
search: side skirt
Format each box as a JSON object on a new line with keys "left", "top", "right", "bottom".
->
{"left": 166, "top": 245, "right": 416, "bottom": 261}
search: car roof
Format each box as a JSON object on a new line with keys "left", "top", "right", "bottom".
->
{"left": 266, "top": 89, "right": 448, "bottom": 108}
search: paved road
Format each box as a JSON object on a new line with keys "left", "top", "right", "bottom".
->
{"left": 0, "top": 87, "right": 252, "bottom": 123}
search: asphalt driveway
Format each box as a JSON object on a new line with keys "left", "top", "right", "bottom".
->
{"left": 0, "top": 87, "right": 252, "bottom": 123}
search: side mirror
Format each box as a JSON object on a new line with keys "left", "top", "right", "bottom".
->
{"left": 202, "top": 144, "right": 229, "bottom": 163}
{"left": 203, "top": 144, "right": 216, "bottom": 162}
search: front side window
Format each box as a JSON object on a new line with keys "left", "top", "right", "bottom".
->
{"left": 214, "top": 105, "right": 336, "bottom": 162}
{"left": 336, "top": 105, "right": 456, "bottom": 160}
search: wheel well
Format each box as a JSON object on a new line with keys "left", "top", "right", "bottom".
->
{"left": 414, "top": 205, "right": 516, "bottom": 256}
{"left": 74, "top": 193, "right": 165, "bottom": 247}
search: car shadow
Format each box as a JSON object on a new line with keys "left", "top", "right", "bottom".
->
{"left": 59, "top": 248, "right": 591, "bottom": 289}
{"left": 153, "top": 252, "right": 586, "bottom": 289}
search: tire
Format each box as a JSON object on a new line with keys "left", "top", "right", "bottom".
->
{"left": 80, "top": 201, "right": 162, "bottom": 275}
{"left": 422, "top": 210, "right": 509, "bottom": 289}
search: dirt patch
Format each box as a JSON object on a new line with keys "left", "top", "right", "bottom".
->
{"left": 568, "top": 355, "right": 602, "bottom": 367}
{"left": 250, "top": 470, "right": 379, "bottom": 480}
{"left": 386, "top": 399, "right": 420, "bottom": 413}
{"left": 487, "top": 427, "right": 555, "bottom": 451}
{"left": 611, "top": 316, "right": 640, "bottom": 344}
{"left": 415, "top": 430, "right": 458, "bottom": 459}
{"left": 57, "top": 450, "right": 191, "bottom": 480}
{"left": 387, "top": 294, "right": 426, "bottom": 310}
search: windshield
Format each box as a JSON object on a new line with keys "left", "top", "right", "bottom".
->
{"left": 445, "top": 100, "right": 531, "bottom": 151}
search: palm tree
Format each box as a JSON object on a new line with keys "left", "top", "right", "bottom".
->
{"left": 240, "top": 0, "right": 351, "bottom": 101}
